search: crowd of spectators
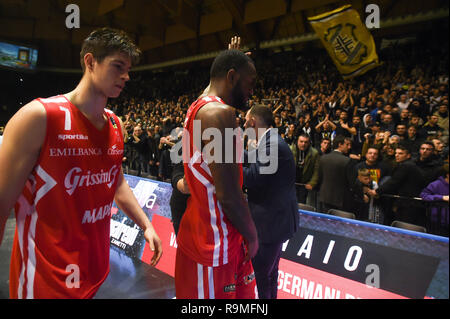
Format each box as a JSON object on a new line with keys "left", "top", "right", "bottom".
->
{"left": 110, "top": 37, "right": 448, "bottom": 236}
{"left": 1, "top": 35, "right": 445, "bottom": 235}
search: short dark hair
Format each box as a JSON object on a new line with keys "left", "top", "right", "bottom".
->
{"left": 358, "top": 168, "right": 370, "bottom": 177}
{"left": 80, "top": 27, "right": 141, "bottom": 72}
{"left": 248, "top": 104, "right": 274, "bottom": 127}
{"left": 332, "top": 135, "right": 350, "bottom": 149}
{"left": 367, "top": 145, "right": 380, "bottom": 153}
{"left": 210, "top": 49, "right": 253, "bottom": 79}
{"left": 298, "top": 133, "right": 311, "bottom": 141}
{"left": 420, "top": 141, "right": 435, "bottom": 150}
{"left": 396, "top": 144, "right": 410, "bottom": 154}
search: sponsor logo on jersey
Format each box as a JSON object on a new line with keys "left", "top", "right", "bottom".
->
{"left": 64, "top": 165, "right": 119, "bottom": 195}
{"left": 58, "top": 134, "right": 88, "bottom": 141}
{"left": 49, "top": 148, "right": 102, "bottom": 157}
{"left": 223, "top": 284, "right": 236, "bottom": 293}
{"left": 82, "top": 202, "right": 113, "bottom": 224}
{"left": 107, "top": 144, "right": 124, "bottom": 156}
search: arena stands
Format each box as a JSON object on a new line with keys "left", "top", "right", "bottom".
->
{"left": 0, "top": 30, "right": 448, "bottom": 237}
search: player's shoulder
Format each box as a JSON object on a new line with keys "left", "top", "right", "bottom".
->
{"left": 199, "top": 100, "right": 234, "bottom": 116}
{"left": 16, "top": 99, "right": 47, "bottom": 123}
{"left": 2, "top": 99, "right": 47, "bottom": 151}
{"left": 198, "top": 101, "right": 234, "bottom": 122}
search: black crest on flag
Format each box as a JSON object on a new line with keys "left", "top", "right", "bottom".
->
{"left": 324, "top": 23, "right": 368, "bottom": 66}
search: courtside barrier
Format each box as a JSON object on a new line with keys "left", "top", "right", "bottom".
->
{"left": 109, "top": 174, "right": 449, "bottom": 299}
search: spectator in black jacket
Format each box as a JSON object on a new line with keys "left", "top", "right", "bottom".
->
{"left": 349, "top": 168, "right": 377, "bottom": 221}
{"left": 334, "top": 110, "right": 356, "bottom": 138}
{"left": 414, "top": 141, "right": 443, "bottom": 185}
{"left": 403, "top": 125, "right": 424, "bottom": 158}
{"left": 432, "top": 137, "right": 448, "bottom": 162}
{"left": 128, "top": 125, "right": 149, "bottom": 176}
{"left": 146, "top": 126, "right": 160, "bottom": 177}
{"left": 372, "top": 145, "right": 426, "bottom": 226}
{"left": 380, "top": 113, "right": 396, "bottom": 134}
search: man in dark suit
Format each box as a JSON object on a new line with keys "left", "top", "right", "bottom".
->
{"left": 318, "top": 135, "right": 354, "bottom": 213}
{"left": 243, "top": 105, "right": 298, "bottom": 299}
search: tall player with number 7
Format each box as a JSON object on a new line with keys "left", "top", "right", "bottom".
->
{"left": 0, "top": 28, "right": 162, "bottom": 299}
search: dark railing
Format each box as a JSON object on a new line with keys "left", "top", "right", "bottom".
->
{"left": 379, "top": 194, "right": 448, "bottom": 237}
{"left": 295, "top": 183, "right": 449, "bottom": 237}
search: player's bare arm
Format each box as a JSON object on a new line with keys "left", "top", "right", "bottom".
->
{"left": 0, "top": 101, "right": 47, "bottom": 246}
{"left": 197, "top": 102, "right": 258, "bottom": 260}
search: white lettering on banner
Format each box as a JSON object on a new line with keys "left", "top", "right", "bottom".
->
{"left": 281, "top": 239, "right": 289, "bottom": 252}
{"left": 110, "top": 218, "right": 140, "bottom": 246}
{"left": 111, "top": 238, "right": 126, "bottom": 249}
{"left": 344, "top": 246, "right": 363, "bottom": 271}
{"left": 58, "top": 134, "right": 88, "bottom": 141}
{"left": 49, "top": 148, "right": 102, "bottom": 157}
{"left": 277, "top": 270, "right": 362, "bottom": 299}
{"left": 297, "top": 234, "right": 314, "bottom": 259}
{"left": 82, "top": 202, "right": 113, "bottom": 224}
{"left": 64, "top": 165, "right": 119, "bottom": 195}
{"left": 293, "top": 235, "right": 364, "bottom": 272}
{"left": 282, "top": 272, "right": 293, "bottom": 293}
{"left": 322, "top": 240, "right": 335, "bottom": 264}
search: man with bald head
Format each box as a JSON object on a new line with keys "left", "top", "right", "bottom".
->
{"left": 176, "top": 49, "right": 258, "bottom": 299}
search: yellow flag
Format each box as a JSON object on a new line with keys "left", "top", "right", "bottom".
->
{"left": 308, "top": 5, "right": 381, "bottom": 79}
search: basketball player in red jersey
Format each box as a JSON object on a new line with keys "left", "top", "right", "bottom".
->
{"left": 0, "top": 28, "right": 162, "bottom": 298}
{"left": 176, "top": 49, "right": 258, "bottom": 299}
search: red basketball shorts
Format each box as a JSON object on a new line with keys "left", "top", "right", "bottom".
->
{"left": 175, "top": 244, "right": 256, "bottom": 299}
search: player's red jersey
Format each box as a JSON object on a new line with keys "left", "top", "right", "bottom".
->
{"left": 9, "top": 95, "right": 124, "bottom": 299}
{"left": 178, "top": 96, "right": 243, "bottom": 267}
